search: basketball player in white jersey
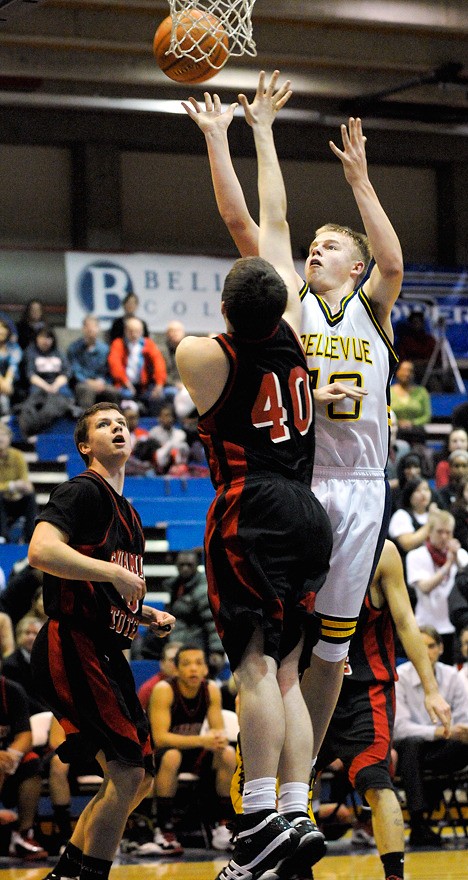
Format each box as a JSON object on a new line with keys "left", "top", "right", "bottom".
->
{"left": 183, "top": 72, "right": 403, "bottom": 763}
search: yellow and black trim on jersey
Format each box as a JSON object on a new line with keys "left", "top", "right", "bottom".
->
{"left": 358, "top": 289, "right": 399, "bottom": 369}
{"left": 317, "top": 612, "right": 358, "bottom": 644}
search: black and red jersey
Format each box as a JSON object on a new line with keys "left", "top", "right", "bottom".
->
{"left": 199, "top": 319, "right": 315, "bottom": 489}
{"left": 169, "top": 678, "right": 210, "bottom": 736}
{"left": 38, "top": 469, "right": 145, "bottom": 650}
{"left": 343, "top": 591, "right": 397, "bottom": 685}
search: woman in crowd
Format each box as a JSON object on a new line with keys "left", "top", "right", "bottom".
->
{"left": 434, "top": 427, "right": 468, "bottom": 489}
{"left": 0, "top": 319, "right": 22, "bottom": 418}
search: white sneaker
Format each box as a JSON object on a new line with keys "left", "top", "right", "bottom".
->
{"left": 9, "top": 829, "right": 48, "bottom": 860}
{"left": 351, "top": 824, "right": 375, "bottom": 847}
{"left": 135, "top": 827, "right": 183, "bottom": 856}
{"left": 211, "top": 822, "right": 234, "bottom": 851}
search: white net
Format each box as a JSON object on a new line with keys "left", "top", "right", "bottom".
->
{"left": 166, "top": 0, "right": 257, "bottom": 68}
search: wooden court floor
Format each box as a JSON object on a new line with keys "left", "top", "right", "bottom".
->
{"left": 0, "top": 842, "right": 467, "bottom": 880}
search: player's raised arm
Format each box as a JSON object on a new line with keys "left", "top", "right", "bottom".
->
{"left": 182, "top": 91, "right": 259, "bottom": 257}
{"left": 329, "top": 117, "right": 403, "bottom": 333}
{"left": 238, "top": 71, "right": 301, "bottom": 335}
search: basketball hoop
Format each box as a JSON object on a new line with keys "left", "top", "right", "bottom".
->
{"left": 166, "top": 0, "right": 257, "bottom": 68}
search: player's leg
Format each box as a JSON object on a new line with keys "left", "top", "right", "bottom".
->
{"left": 365, "top": 787, "right": 405, "bottom": 880}
{"left": 301, "top": 657, "right": 346, "bottom": 759}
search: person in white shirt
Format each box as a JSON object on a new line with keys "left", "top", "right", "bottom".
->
{"left": 394, "top": 625, "right": 468, "bottom": 847}
{"left": 405, "top": 509, "right": 468, "bottom": 663}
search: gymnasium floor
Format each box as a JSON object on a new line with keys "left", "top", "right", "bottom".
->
{"left": 1, "top": 832, "right": 466, "bottom": 880}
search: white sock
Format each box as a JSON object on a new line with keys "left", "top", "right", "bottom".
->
{"left": 243, "top": 777, "right": 277, "bottom": 814}
{"left": 278, "top": 782, "right": 309, "bottom": 816}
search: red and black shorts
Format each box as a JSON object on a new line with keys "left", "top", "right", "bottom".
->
{"left": 205, "top": 474, "right": 332, "bottom": 671}
{"left": 31, "top": 619, "right": 154, "bottom": 774}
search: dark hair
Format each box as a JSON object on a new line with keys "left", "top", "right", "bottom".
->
{"left": 400, "top": 476, "right": 430, "bottom": 511}
{"left": 397, "top": 451, "right": 423, "bottom": 488}
{"left": 35, "top": 324, "right": 56, "bottom": 347}
{"left": 21, "top": 299, "right": 43, "bottom": 321}
{"left": 123, "top": 292, "right": 138, "bottom": 305}
{"left": 74, "top": 401, "right": 126, "bottom": 465}
{"left": 419, "top": 625, "right": 443, "bottom": 646}
{"left": 222, "top": 256, "right": 287, "bottom": 339}
{"left": 174, "top": 644, "right": 207, "bottom": 667}
{"left": 452, "top": 476, "right": 468, "bottom": 512}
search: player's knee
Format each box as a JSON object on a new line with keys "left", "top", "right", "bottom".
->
{"left": 160, "top": 748, "right": 182, "bottom": 773}
{"left": 354, "top": 764, "right": 392, "bottom": 797}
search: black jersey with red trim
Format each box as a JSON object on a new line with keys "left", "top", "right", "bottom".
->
{"left": 38, "top": 469, "right": 145, "bottom": 650}
{"left": 342, "top": 591, "right": 397, "bottom": 685}
{"left": 198, "top": 319, "right": 315, "bottom": 490}
{"left": 169, "top": 678, "right": 210, "bottom": 736}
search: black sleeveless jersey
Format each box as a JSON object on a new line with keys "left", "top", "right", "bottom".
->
{"left": 39, "top": 469, "right": 145, "bottom": 650}
{"left": 169, "top": 678, "right": 210, "bottom": 736}
{"left": 199, "top": 320, "right": 315, "bottom": 490}
{"left": 343, "top": 590, "right": 397, "bottom": 685}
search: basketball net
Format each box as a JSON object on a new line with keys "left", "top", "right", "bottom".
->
{"left": 166, "top": 0, "right": 257, "bottom": 68}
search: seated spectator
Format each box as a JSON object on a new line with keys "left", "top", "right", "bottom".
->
{"left": 437, "top": 449, "right": 468, "bottom": 511}
{"left": 434, "top": 427, "right": 468, "bottom": 490}
{"left": 394, "top": 625, "right": 468, "bottom": 847}
{"left": 16, "top": 299, "right": 45, "bottom": 351}
{"left": 67, "top": 315, "right": 121, "bottom": 411}
{"left": 17, "top": 326, "right": 74, "bottom": 440}
{"left": 391, "top": 450, "right": 425, "bottom": 513}
{"left": 388, "top": 477, "right": 436, "bottom": 565}
{"left": 108, "top": 292, "right": 149, "bottom": 343}
{"left": 160, "top": 320, "right": 186, "bottom": 400}
{"left": 394, "top": 308, "right": 436, "bottom": 383}
{"left": 0, "top": 319, "right": 22, "bottom": 419}
{"left": 456, "top": 625, "right": 468, "bottom": 696}
{"left": 120, "top": 400, "right": 153, "bottom": 475}
{"left": 448, "top": 565, "right": 468, "bottom": 638}
{"left": 451, "top": 477, "right": 468, "bottom": 551}
{"left": 3, "top": 616, "right": 47, "bottom": 715}
{"left": 137, "top": 640, "right": 181, "bottom": 713}
{"left": 0, "top": 613, "right": 14, "bottom": 660}
{"left": 108, "top": 316, "right": 167, "bottom": 417}
{"left": 0, "top": 669, "right": 47, "bottom": 859}
{"left": 451, "top": 401, "right": 468, "bottom": 434}
{"left": 144, "top": 645, "right": 236, "bottom": 856}
{"left": 149, "top": 404, "right": 189, "bottom": 475}
{"left": 0, "top": 560, "right": 43, "bottom": 627}
{"left": 386, "top": 409, "right": 410, "bottom": 491}
{"left": 406, "top": 509, "right": 468, "bottom": 663}
{"left": 0, "top": 422, "right": 38, "bottom": 543}
{"left": 390, "top": 360, "right": 432, "bottom": 446}
{"left": 139, "top": 550, "right": 225, "bottom": 676}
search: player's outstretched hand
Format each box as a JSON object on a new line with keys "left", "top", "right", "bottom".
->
{"left": 238, "top": 69, "right": 292, "bottom": 129}
{"left": 181, "top": 92, "right": 238, "bottom": 133}
{"left": 314, "top": 381, "right": 368, "bottom": 406}
{"left": 329, "top": 117, "right": 369, "bottom": 187}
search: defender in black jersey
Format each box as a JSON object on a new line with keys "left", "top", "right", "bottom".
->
{"left": 28, "top": 402, "right": 175, "bottom": 880}
{"left": 177, "top": 73, "right": 332, "bottom": 880}
{"left": 316, "top": 541, "right": 450, "bottom": 880}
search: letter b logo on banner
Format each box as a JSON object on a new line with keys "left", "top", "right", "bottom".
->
{"left": 77, "top": 260, "right": 134, "bottom": 317}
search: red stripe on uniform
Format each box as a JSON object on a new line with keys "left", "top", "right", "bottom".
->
{"left": 348, "top": 682, "right": 392, "bottom": 788}
{"left": 48, "top": 620, "right": 76, "bottom": 718}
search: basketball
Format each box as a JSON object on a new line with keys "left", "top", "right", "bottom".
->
{"left": 153, "top": 10, "right": 229, "bottom": 84}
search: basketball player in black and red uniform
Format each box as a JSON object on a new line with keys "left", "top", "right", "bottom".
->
{"left": 316, "top": 540, "right": 450, "bottom": 880}
{"left": 28, "top": 402, "right": 175, "bottom": 880}
{"left": 176, "top": 75, "right": 332, "bottom": 880}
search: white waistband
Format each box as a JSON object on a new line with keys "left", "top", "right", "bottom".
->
{"left": 313, "top": 466, "right": 385, "bottom": 481}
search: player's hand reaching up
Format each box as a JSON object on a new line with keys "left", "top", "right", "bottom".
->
{"left": 238, "top": 69, "right": 291, "bottom": 129}
{"left": 329, "top": 117, "right": 369, "bottom": 188}
{"left": 182, "top": 91, "right": 238, "bottom": 134}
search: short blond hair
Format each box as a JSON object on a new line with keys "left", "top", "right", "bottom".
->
{"left": 314, "top": 223, "right": 372, "bottom": 278}
{"left": 427, "top": 509, "right": 454, "bottom": 532}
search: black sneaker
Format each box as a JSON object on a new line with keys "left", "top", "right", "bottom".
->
{"left": 215, "top": 811, "right": 299, "bottom": 880}
{"left": 260, "top": 816, "right": 326, "bottom": 880}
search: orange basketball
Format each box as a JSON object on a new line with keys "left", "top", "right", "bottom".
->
{"left": 153, "top": 10, "right": 229, "bottom": 84}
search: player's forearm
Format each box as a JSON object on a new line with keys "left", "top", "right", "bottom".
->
{"left": 154, "top": 731, "right": 204, "bottom": 750}
{"left": 351, "top": 177, "right": 403, "bottom": 278}
{"left": 205, "top": 127, "right": 259, "bottom": 256}
{"left": 254, "top": 124, "right": 287, "bottom": 229}
{"left": 399, "top": 623, "right": 439, "bottom": 697}
{"left": 29, "top": 534, "right": 118, "bottom": 584}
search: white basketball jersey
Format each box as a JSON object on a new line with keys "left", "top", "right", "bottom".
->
{"left": 300, "top": 283, "right": 398, "bottom": 471}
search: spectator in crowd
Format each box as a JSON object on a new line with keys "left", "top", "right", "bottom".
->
{"left": 0, "top": 311, "right": 18, "bottom": 342}
{"left": 456, "top": 625, "right": 468, "bottom": 696}
{"left": 388, "top": 477, "right": 437, "bottom": 569}
{"left": 451, "top": 401, "right": 468, "bottom": 434}
{"left": 16, "top": 299, "right": 45, "bottom": 351}
{"left": 451, "top": 477, "right": 468, "bottom": 551}
{"left": 67, "top": 315, "right": 121, "bottom": 411}
{"left": 2, "top": 616, "right": 47, "bottom": 715}
{"left": 160, "top": 321, "right": 186, "bottom": 400}
{"left": 448, "top": 564, "right": 468, "bottom": 638}
{"left": 394, "top": 308, "right": 436, "bottom": 382}
{"left": 394, "top": 625, "right": 468, "bottom": 847}
{"left": 0, "top": 422, "right": 38, "bottom": 543}
{"left": 0, "top": 319, "right": 22, "bottom": 419}
{"left": 108, "top": 317, "right": 167, "bottom": 417}
{"left": 434, "top": 427, "right": 468, "bottom": 490}
{"left": 137, "top": 641, "right": 182, "bottom": 713}
{"left": 18, "top": 326, "right": 74, "bottom": 440}
{"left": 391, "top": 451, "right": 424, "bottom": 513}
{"left": 0, "top": 668, "right": 47, "bottom": 859}
{"left": 386, "top": 410, "right": 410, "bottom": 491}
{"left": 406, "top": 509, "right": 468, "bottom": 663}
{"left": 436, "top": 449, "right": 468, "bottom": 511}
{"left": 139, "top": 551, "right": 225, "bottom": 677}
{"left": 148, "top": 404, "right": 189, "bottom": 475}
{"left": 145, "top": 645, "right": 236, "bottom": 855}
{"left": 0, "top": 560, "right": 43, "bottom": 627}
{"left": 120, "top": 400, "right": 154, "bottom": 476}
{"left": 108, "top": 293, "right": 149, "bottom": 343}
{"left": 0, "top": 613, "right": 14, "bottom": 659}
{"left": 390, "top": 360, "right": 432, "bottom": 445}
